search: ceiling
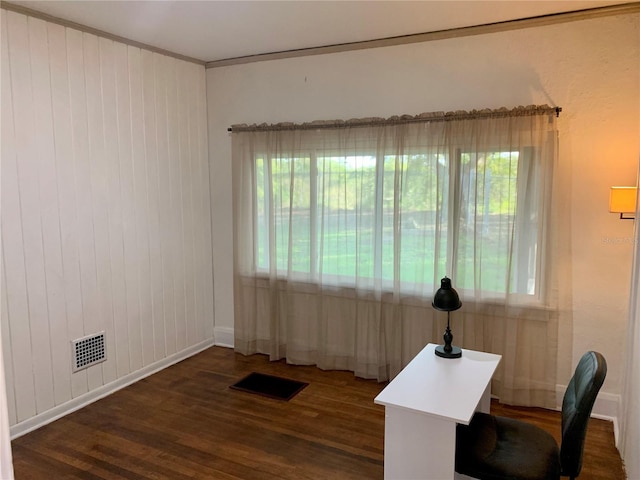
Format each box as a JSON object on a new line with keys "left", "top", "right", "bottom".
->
{"left": 7, "top": 0, "right": 636, "bottom": 63}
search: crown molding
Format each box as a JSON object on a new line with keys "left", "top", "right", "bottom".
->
{"left": 206, "top": 2, "right": 640, "bottom": 68}
{"left": 0, "top": 1, "right": 206, "bottom": 66}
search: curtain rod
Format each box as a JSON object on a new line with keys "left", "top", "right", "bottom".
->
{"left": 227, "top": 106, "right": 562, "bottom": 133}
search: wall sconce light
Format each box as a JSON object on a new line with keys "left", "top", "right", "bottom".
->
{"left": 609, "top": 186, "right": 637, "bottom": 220}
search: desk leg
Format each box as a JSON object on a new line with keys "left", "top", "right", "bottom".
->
{"left": 383, "top": 407, "right": 456, "bottom": 480}
{"left": 476, "top": 383, "right": 492, "bottom": 414}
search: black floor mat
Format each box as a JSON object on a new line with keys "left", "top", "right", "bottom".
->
{"left": 230, "top": 372, "right": 308, "bottom": 401}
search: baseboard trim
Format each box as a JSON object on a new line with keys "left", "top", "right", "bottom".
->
{"left": 214, "top": 326, "right": 234, "bottom": 348}
{"left": 592, "top": 412, "right": 620, "bottom": 448}
{"left": 9, "top": 338, "right": 215, "bottom": 440}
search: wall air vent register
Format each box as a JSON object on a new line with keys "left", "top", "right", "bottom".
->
{"left": 71, "top": 332, "right": 106, "bottom": 372}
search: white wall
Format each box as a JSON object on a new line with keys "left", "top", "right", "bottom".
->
{"left": 1, "top": 9, "right": 214, "bottom": 433}
{"left": 207, "top": 12, "right": 640, "bottom": 416}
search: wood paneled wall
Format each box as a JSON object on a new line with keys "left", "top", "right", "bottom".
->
{"left": 0, "top": 9, "right": 213, "bottom": 427}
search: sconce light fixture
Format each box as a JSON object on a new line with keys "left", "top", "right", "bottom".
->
{"left": 609, "top": 186, "right": 637, "bottom": 220}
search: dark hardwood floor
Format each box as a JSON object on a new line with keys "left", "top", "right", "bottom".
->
{"left": 11, "top": 346, "right": 624, "bottom": 479}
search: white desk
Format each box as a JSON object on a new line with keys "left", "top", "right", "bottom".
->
{"left": 374, "top": 343, "right": 501, "bottom": 480}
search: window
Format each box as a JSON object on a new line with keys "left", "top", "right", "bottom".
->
{"left": 253, "top": 145, "right": 540, "bottom": 298}
{"left": 232, "top": 107, "right": 561, "bottom": 390}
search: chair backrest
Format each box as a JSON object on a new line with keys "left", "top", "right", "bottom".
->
{"left": 560, "top": 351, "right": 607, "bottom": 478}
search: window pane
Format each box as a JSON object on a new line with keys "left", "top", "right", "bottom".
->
{"left": 255, "top": 157, "right": 268, "bottom": 270}
{"left": 317, "top": 155, "right": 376, "bottom": 281}
{"left": 271, "top": 156, "right": 311, "bottom": 273}
{"left": 456, "top": 151, "right": 521, "bottom": 293}
{"left": 395, "top": 153, "right": 448, "bottom": 290}
{"left": 291, "top": 157, "right": 312, "bottom": 273}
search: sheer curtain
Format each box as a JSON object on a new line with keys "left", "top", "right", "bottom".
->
{"left": 232, "top": 106, "right": 568, "bottom": 407}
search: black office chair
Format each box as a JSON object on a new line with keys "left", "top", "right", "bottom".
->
{"left": 455, "top": 351, "right": 607, "bottom": 480}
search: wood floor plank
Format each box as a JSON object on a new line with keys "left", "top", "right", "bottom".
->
{"left": 11, "top": 346, "right": 624, "bottom": 479}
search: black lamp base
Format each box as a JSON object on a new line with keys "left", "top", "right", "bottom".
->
{"left": 435, "top": 344, "right": 462, "bottom": 359}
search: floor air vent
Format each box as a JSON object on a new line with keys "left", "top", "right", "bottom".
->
{"left": 72, "top": 332, "right": 106, "bottom": 372}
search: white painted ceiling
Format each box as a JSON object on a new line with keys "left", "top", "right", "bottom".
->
{"left": 8, "top": 1, "right": 636, "bottom": 62}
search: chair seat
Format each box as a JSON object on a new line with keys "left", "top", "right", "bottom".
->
{"left": 456, "top": 412, "right": 561, "bottom": 480}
